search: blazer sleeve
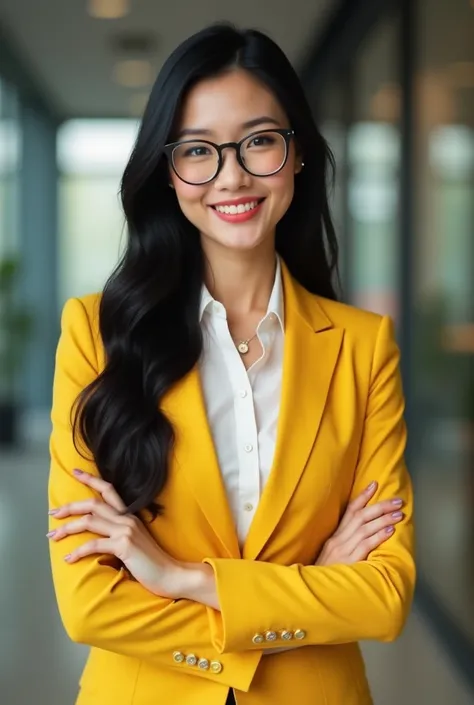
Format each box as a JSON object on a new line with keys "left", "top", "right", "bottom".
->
{"left": 48, "top": 298, "right": 259, "bottom": 691}
{"left": 204, "top": 315, "right": 416, "bottom": 654}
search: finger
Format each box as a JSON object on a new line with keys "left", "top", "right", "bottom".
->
{"left": 350, "top": 525, "right": 397, "bottom": 562}
{"left": 49, "top": 497, "right": 121, "bottom": 522}
{"left": 336, "top": 498, "right": 403, "bottom": 543}
{"left": 72, "top": 469, "right": 127, "bottom": 512}
{"left": 345, "top": 510, "right": 404, "bottom": 554}
{"left": 48, "top": 514, "right": 116, "bottom": 542}
{"left": 64, "top": 538, "right": 118, "bottom": 563}
{"left": 335, "top": 482, "right": 378, "bottom": 534}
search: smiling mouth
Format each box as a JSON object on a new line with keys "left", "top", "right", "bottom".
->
{"left": 210, "top": 198, "right": 265, "bottom": 215}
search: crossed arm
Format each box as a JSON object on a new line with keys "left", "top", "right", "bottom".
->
{"left": 48, "top": 298, "right": 415, "bottom": 681}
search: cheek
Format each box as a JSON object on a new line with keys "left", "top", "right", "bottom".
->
{"left": 173, "top": 180, "right": 207, "bottom": 220}
{"left": 267, "top": 167, "right": 295, "bottom": 211}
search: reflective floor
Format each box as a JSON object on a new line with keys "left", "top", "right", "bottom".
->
{"left": 1, "top": 443, "right": 473, "bottom": 705}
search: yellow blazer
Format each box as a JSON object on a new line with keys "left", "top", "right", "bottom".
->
{"left": 48, "top": 261, "right": 415, "bottom": 705}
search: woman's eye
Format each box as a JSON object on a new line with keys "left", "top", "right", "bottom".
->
{"left": 249, "top": 135, "right": 274, "bottom": 148}
{"left": 183, "top": 146, "right": 210, "bottom": 157}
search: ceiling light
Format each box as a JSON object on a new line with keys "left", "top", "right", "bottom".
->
{"left": 114, "top": 60, "right": 153, "bottom": 88}
{"left": 88, "top": 0, "right": 130, "bottom": 19}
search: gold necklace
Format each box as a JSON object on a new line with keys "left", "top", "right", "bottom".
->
{"left": 235, "top": 333, "right": 258, "bottom": 355}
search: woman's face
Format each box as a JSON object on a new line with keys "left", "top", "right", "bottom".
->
{"left": 169, "top": 69, "right": 302, "bottom": 256}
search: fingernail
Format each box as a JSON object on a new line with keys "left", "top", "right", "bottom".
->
{"left": 385, "top": 526, "right": 395, "bottom": 534}
{"left": 367, "top": 481, "right": 377, "bottom": 492}
{"left": 391, "top": 511, "right": 403, "bottom": 519}
{"left": 64, "top": 554, "right": 72, "bottom": 562}
{"left": 391, "top": 498, "right": 403, "bottom": 507}
{"left": 48, "top": 508, "right": 59, "bottom": 515}
{"left": 46, "top": 530, "right": 56, "bottom": 538}
{"left": 73, "top": 469, "right": 83, "bottom": 476}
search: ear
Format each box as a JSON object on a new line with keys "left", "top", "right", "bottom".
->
{"left": 294, "top": 160, "right": 304, "bottom": 175}
{"left": 294, "top": 144, "right": 304, "bottom": 174}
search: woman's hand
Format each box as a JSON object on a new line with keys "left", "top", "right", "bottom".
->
{"left": 47, "top": 469, "right": 188, "bottom": 599}
{"left": 315, "top": 481, "right": 404, "bottom": 567}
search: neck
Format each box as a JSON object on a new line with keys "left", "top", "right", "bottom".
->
{"left": 201, "top": 237, "right": 277, "bottom": 319}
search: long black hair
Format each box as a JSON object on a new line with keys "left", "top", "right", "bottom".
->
{"left": 73, "top": 23, "right": 339, "bottom": 517}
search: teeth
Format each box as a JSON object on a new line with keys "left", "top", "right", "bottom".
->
{"left": 215, "top": 200, "right": 259, "bottom": 214}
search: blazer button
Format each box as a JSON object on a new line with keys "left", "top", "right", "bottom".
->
{"left": 294, "top": 629, "right": 307, "bottom": 640}
{"left": 252, "top": 634, "right": 265, "bottom": 645}
{"left": 210, "top": 661, "right": 223, "bottom": 674}
{"left": 280, "top": 630, "right": 293, "bottom": 641}
{"left": 265, "top": 630, "right": 277, "bottom": 642}
{"left": 173, "top": 651, "right": 185, "bottom": 663}
{"left": 198, "top": 658, "right": 210, "bottom": 670}
{"left": 185, "top": 653, "right": 198, "bottom": 666}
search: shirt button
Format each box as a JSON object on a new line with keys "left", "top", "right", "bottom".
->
{"left": 244, "top": 502, "right": 254, "bottom": 512}
{"left": 239, "top": 389, "right": 247, "bottom": 398}
{"left": 244, "top": 444, "right": 253, "bottom": 453}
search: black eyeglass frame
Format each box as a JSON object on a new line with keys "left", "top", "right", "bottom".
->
{"left": 163, "top": 128, "right": 295, "bottom": 185}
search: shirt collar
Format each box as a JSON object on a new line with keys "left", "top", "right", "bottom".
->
{"left": 199, "top": 256, "right": 284, "bottom": 328}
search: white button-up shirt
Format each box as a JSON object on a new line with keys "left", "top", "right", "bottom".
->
{"left": 199, "top": 258, "right": 284, "bottom": 547}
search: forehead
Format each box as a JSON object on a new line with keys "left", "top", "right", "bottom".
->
{"left": 177, "top": 69, "right": 287, "bottom": 130}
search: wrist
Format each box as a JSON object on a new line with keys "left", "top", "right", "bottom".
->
{"left": 179, "top": 562, "right": 219, "bottom": 609}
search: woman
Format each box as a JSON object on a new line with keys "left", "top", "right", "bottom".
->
{"left": 48, "top": 24, "right": 415, "bottom": 705}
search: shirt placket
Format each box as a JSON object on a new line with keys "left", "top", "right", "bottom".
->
{"left": 211, "top": 309, "right": 261, "bottom": 544}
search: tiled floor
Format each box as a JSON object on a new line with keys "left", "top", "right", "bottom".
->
{"left": 1, "top": 444, "right": 473, "bottom": 705}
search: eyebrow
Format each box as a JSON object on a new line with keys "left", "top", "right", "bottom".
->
{"left": 176, "top": 116, "right": 281, "bottom": 139}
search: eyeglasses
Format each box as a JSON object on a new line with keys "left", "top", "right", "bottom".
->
{"left": 163, "top": 128, "right": 295, "bottom": 185}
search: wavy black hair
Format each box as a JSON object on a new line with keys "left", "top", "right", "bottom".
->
{"left": 73, "top": 23, "right": 339, "bottom": 517}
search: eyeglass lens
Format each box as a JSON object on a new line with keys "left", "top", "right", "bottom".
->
{"left": 171, "top": 131, "right": 288, "bottom": 184}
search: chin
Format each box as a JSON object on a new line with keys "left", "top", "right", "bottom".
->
{"left": 212, "top": 229, "right": 269, "bottom": 252}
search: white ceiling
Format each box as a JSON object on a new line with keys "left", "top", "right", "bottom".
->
{"left": 0, "top": 0, "right": 336, "bottom": 118}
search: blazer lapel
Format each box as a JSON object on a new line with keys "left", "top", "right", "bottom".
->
{"left": 243, "top": 265, "right": 344, "bottom": 560}
{"left": 161, "top": 367, "right": 241, "bottom": 559}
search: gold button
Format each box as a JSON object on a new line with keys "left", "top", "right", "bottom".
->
{"left": 280, "top": 630, "right": 293, "bottom": 641}
{"left": 265, "top": 630, "right": 277, "bottom": 642}
{"left": 294, "top": 629, "right": 306, "bottom": 640}
{"left": 198, "top": 658, "right": 210, "bottom": 670}
{"left": 185, "top": 653, "right": 197, "bottom": 666}
{"left": 210, "top": 660, "right": 223, "bottom": 674}
{"left": 173, "top": 651, "right": 185, "bottom": 663}
{"left": 252, "top": 633, "right": 265, "bottom": 645}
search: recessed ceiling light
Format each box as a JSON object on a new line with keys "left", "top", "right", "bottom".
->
{"left": 88, "top": 0, "right": 130, "bottom": 19}
{"left": 114, "top": 60, "right": 154, "bottom": 88}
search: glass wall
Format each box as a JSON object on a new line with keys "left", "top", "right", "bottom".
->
{"left": 57, "top": 119, "right": 138, "bottom": 304}
{"left": 0, "top": 78, "right": 21, "bottom": 258}
{"left": 348, "top": 14, "right": 401, "bottom": 320}
{"left": 411, "top": 0, "right": 474, "bottom": 641}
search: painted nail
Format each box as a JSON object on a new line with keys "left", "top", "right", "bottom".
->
{"left": 46, "top": 530, "right": 57, "bottom": 538}
{"left": 385, "top": 526, "right": 395, "bottom": 534}
{"left": 391, "top": 511, "right": 403, "bottom": 519}
{"left": 391, "top": 499, "right": 403, "bottom": 507}
{"left": 367, "top": 481, "right": 377, "bottom": 492}
{"left": 48, "top": 509, "right": 59, "bottom": 515}
{"left": 73, "top": 469, "right": 84, "bottom": 476}
{"left": 64, "top": 554, "right": 72, "bottom": 562}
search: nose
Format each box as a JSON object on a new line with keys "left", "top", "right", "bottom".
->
{"left": 214, "top": 146, "right": 251, "bottom": 191}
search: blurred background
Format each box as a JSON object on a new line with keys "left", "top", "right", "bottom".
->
{"left": 0, "top": 0, "right": 473, "bottom": 703}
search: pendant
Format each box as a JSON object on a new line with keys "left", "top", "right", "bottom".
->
{"left": 237, "top": 341, "right": 249, "bottom": 354}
